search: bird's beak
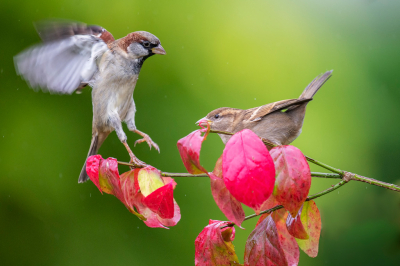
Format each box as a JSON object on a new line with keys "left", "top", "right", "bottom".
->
{"left": 152, "top": 44, "right": 166, "bottom": 55}
{"left": 196, "top": 117, "right": 212, "bottom": 127}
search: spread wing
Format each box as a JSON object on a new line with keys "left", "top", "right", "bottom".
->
{"left": 14, "top": 20, "right": 115, "bottom": 94}
{"left": 244, "top": 98, "right": 312, "bottom": 122}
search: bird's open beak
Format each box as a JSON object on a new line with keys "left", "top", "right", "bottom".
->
{"left": 196, "top": 117, "right": 212, "bottom": 127}
{"left": 152, "top": 44, "right": 166, "bottom": 55}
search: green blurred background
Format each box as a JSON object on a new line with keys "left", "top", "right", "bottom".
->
{"left": 1, "top": 0, "right": 399, "bottom": 265}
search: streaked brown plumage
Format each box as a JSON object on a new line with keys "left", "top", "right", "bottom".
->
{"left": 198, "top": 71, "right": 332, "bottom": 147}
{"left": 14, "top": 20, "right": 166, "bottom": 183}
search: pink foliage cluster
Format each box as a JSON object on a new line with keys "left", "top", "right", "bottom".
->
{"left": 86, "top": 155, "right": 180, "bottom": 228}
{"left": 177, "top": 127, "right": 322, "bottom": 265}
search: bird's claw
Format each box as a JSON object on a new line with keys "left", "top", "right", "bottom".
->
{"left": 129, "top": 156, "right": 147, "bottom": 169}
{"left": 134, "top": 134, "right": 160, "bottom": 153}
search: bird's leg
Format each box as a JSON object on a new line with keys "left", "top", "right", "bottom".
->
{"left": 122, "top": 141, "right": 147, "bottom": 168}
{"left": 111, "top": 115, "right": 147, "bottom": 168}
{"left": 125, "top": 105, "right": 160, "bottom": 153}
{"left": 133, "top": 129, "right": 160, "bottom": 153}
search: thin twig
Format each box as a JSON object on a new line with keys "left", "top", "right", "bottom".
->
{"left": 117, "top": 165, "right": 399, "bottom": 191}
{"left": 161, "top": 172, "right": 209, "bottom": 177}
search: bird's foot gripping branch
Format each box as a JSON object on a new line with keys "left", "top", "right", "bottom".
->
{"left": 86, "top": 123, "right": 400, "bottom": 266}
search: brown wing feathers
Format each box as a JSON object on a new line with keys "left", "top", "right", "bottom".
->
{"left": 245, "top": 98, "right": 312, "bottom": 122}
{"left": 35, "top": 20, "right": 115, "bottom": 44}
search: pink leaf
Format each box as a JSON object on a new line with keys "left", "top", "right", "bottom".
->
{"left": 162, "top": 176, "right": 177, "bottom": 189}
{"left": 208, "top": 155, "right": 245, "bottom": 226}
{"left": 286, "top": 206, "right": 309, "bottom": 240}
{"left": 120, "top": 170, "right": 181, "bottom": 228}
{"left": 272, "top": 209, "right": 300, "bottom": 266}
{"left": 270, "top": 145, "right": 311, "bottom": 217}
{"left": 143, "top": 182, "right": 174, "bottom": 219}
{"left": 177, "top": 130, "right": 208, "bottom": 174}
{"left": 195, "top": 220, "right": 240, "bottom": 266}
{"left": 244, "top": 215, "right": 288, "bottom": 266}
{"left": 295, "top": 201, "right": 321, "bottom": 257}
{"left": 157, "top": 199, "right": 181, "bottom": 227}
{"left": 255, "top": 195, "right": 281, "bottom": 227}
{"left": 255, "top": 213, "right": 270, "bottom": 228}
{"left": 223, "top": 129, "right": 275, "bottom": 213}
{"left": 98, "top": 158, "right": 124, "bottom": 203}
{"left": 86, "top": 155, "right": 103, "bottom": 193}
{"left": 131, "top": 192, "right": 168, "bottom": 228}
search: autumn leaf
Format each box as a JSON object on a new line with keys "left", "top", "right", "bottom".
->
{"left": 86, "top": 155, "right": 103, "bottom": 193}
{"left": 244, "top": 215, "right": 288, "bottom": 266}
{"left": 286, "top": 206, "right": 309, "bottom": 240}
{"left": 143, "top": 182, "right": 174, "bottom": 219}
{"left": 195, "top": 220, "right": 241, "bottom": 266}
{"left": 137, "top": 166, "right": 165, "bottom": 197}
{"left": 177, "top": 129, "right": 209, "bottom": 174}
{"left": 272, "top": 209, "right": 300, "bottom": 266}
{"left": 295, "top": 201, "right": 321, "bottom": 257}
{"left": 255, "top": 195, "right": 280, "bottom": 227}
{"left": 120, "top": 168, "right": 181, "bottom": 228}
{"left": 270, "top": 145, "right": 311, "bottom": 217}
{"left": 223, "top": 129, "right": 275, "bottom": 213}
{"left": 97, "top": 157, "right": 125, "bottom": 203}
{"left": 209, "top": 155, "right": 245, "bottom": 226}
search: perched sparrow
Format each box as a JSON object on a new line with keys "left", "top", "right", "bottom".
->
{"left": 14, "top": 20, "right": 166, "bottom": 183}
{"left": 198, "top": 70, "right": 332, "bottom": 147}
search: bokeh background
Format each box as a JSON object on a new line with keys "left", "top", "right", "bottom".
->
{"left": 1, "top": 0, "right": 399, "bottom": 265}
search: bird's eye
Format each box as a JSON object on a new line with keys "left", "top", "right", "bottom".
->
{"left": 142, "top": 41, "right": 151, "bottom": 48}
{"left": 214, "top": 114, "right": 220, "bottom": 119}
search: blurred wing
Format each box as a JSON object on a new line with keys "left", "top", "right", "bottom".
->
{"left": 245, "top": 98, "right": 312, "bottom": 122}
{"left": 34, "top": 20, "right": 115, "bottom": 44}
{"left": 14, "top": 21, "right": 114, "bottom": 94}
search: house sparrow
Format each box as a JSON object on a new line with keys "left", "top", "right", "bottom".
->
{"left": 197, "top": 70, "right": 332, "bottom": 147}
{"left": 14, "top": 20, "right": 166, "bottom": 183}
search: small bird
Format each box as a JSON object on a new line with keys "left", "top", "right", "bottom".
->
{"left": 14, "top": 20, "right": 166, "bottom": 183}
{"left": 197, "top": 71, "right": 332, "bottom": 147}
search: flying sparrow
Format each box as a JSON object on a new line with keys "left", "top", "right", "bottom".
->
{"left": 197, "top": 70, "right": 332, "bottom": 147}
{"left": 14, "top": 20, "right": 166, "bottom": 183}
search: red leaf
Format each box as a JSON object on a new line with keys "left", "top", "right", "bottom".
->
{"left": 120, "top": 170, "right": 181, "bottom": 228}
{"left": 177, "top": 130, "right": 208, "bottom": 174}
{"left": 143, "top": 182, "right": 174, "bottom": 219}
{"left": 270, "top": 145, "right": 311, "bottom": 217}
{"left": 86, "top": 155, "right": 103, "bottom": 193}
{"left": 157, "top": 199, "right": 181, "bottom": 227}
{"left": 162, "top": 176, "right": 177, "bottom": 189}
{"left": 272, "top": 209, "right": 300, "bottom": 266}
{"left": 286, "top": 206, "right": 309, "bottom": 240}
{"left": 130, "top": 192, "right": 168, "bottom": 228}
{"left": 255, "top": 213, "right": 270, "bottom": 228}
{"left": 295, "top": 201, "right": 321, "bottom": 257}
{"left": 195, "top": 220, "right": 240, "bottom": 266}
{"left": 98, "top": 158, "right": 125, "bottom": 203}
{"left": 223, "top": 129, "right": 275, "bottom": 213}
{"left": 244, "top": 215, "right": 288, "bottom": 266}
{"left": 209, "top": 155, "right": 245, "bottom": 226}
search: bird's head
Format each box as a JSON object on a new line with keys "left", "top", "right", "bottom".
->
{"left": 119, "top": 31, "right": 166, "bottom": 59}
{"left": 197, "top": 107, "right": 243, "bottom": 133}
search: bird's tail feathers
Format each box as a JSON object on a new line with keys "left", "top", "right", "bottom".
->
{"left": 299, "top": 70, "right": 333, "bottom": 100}
{"left": 78, "top": 132, "right": 108, "bottom": 183}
